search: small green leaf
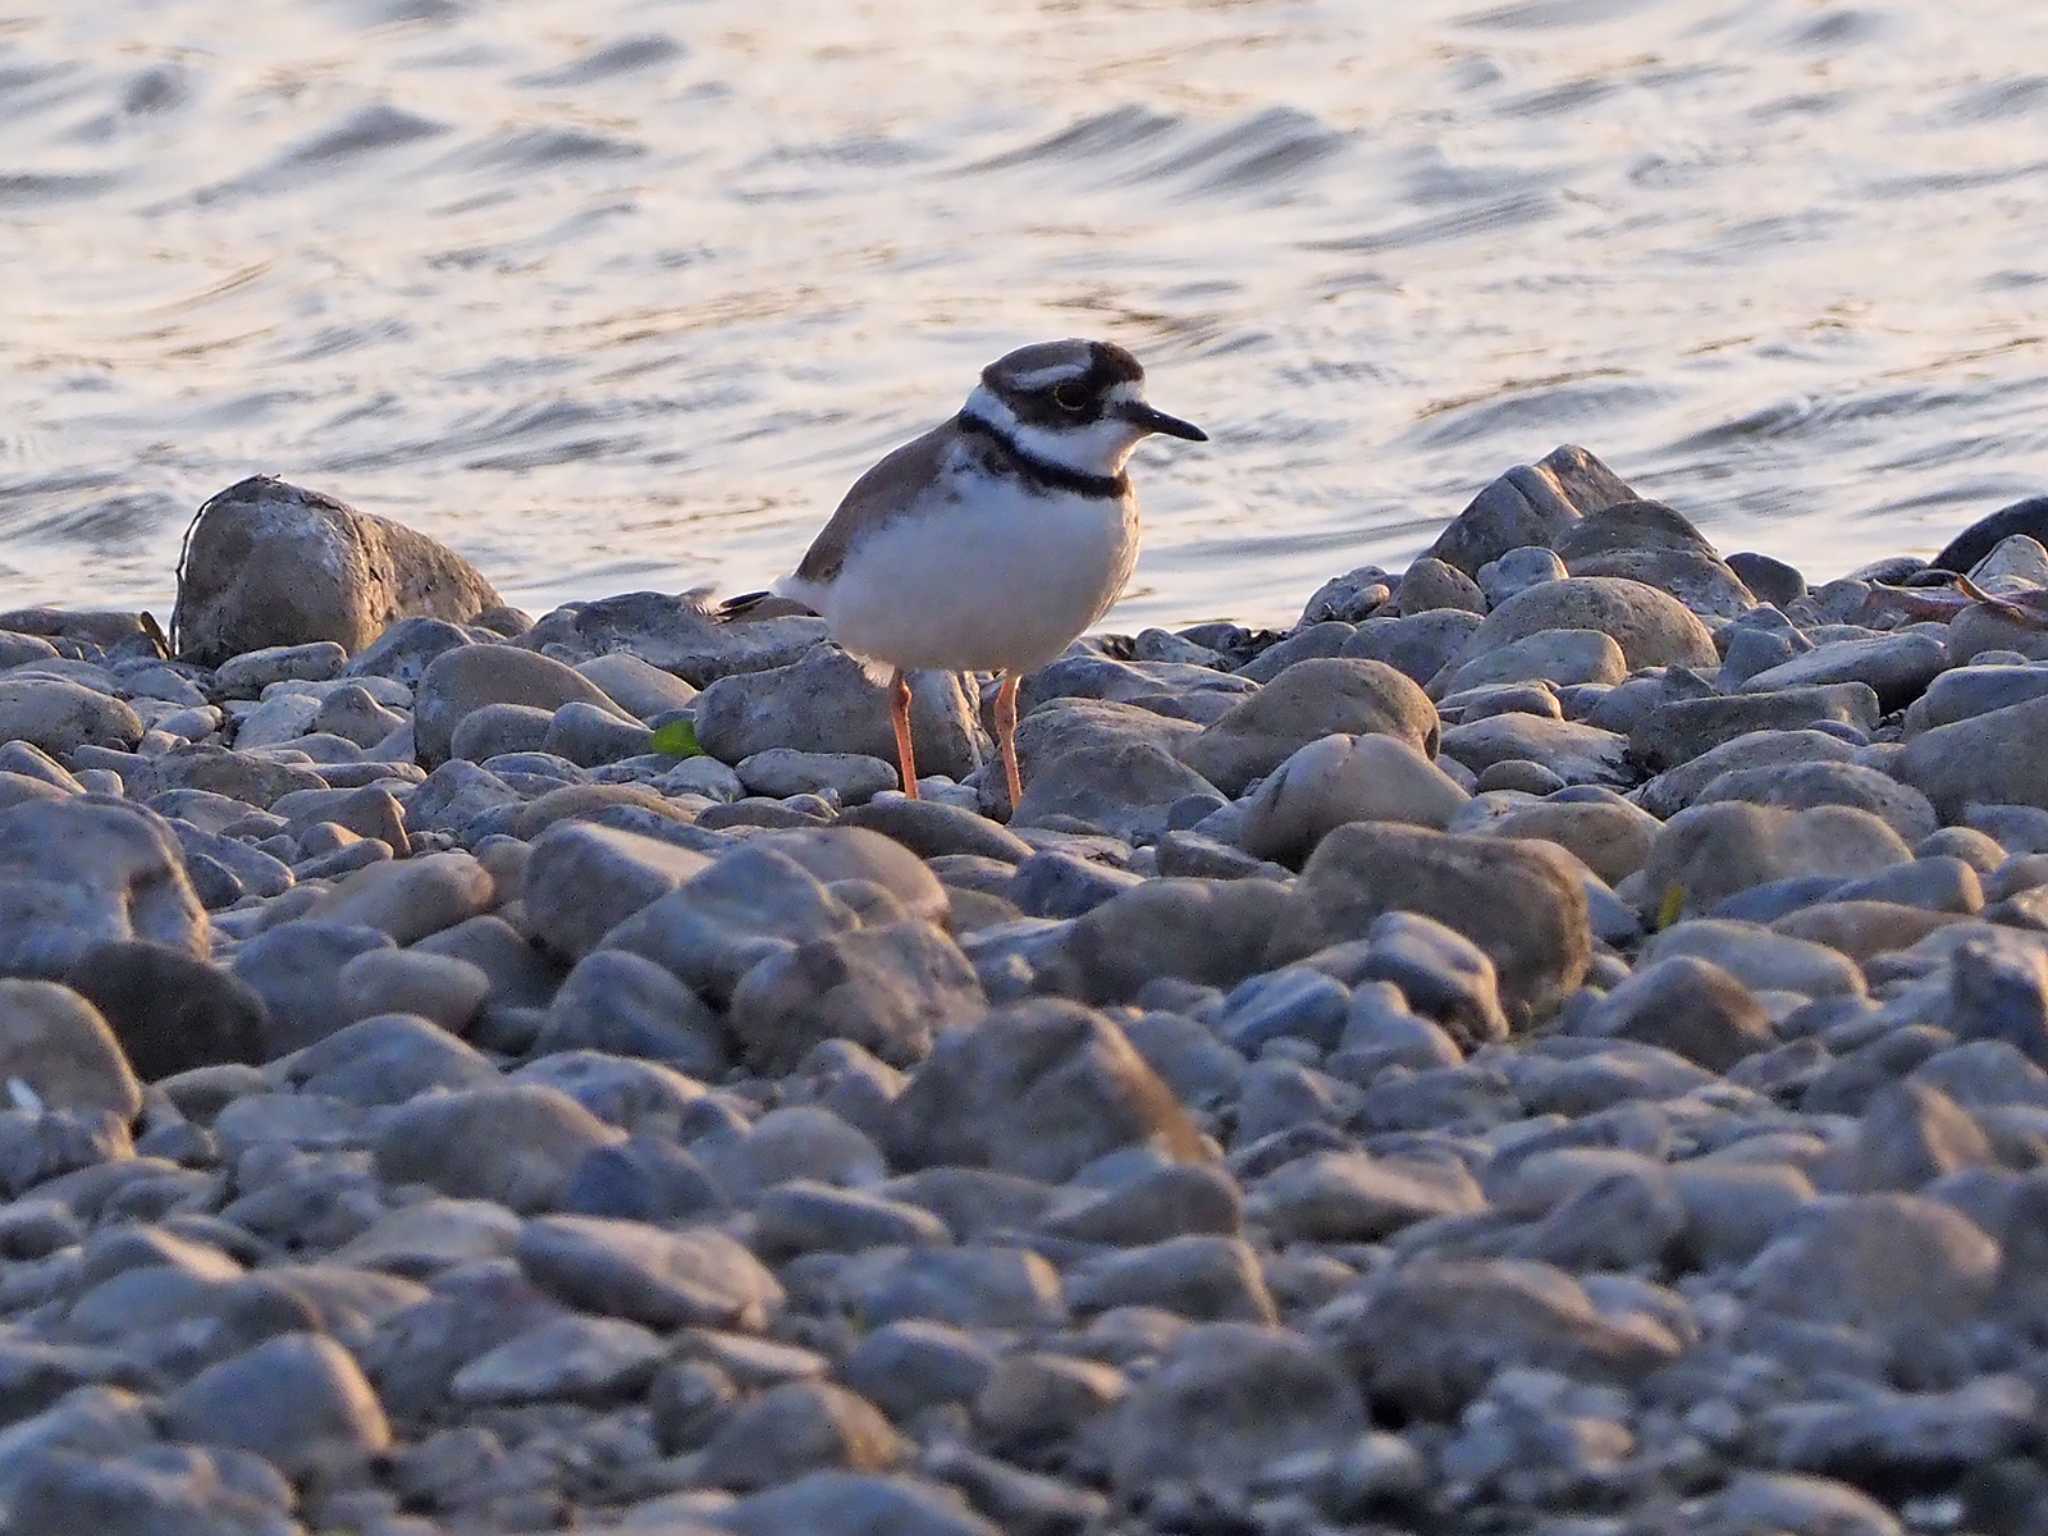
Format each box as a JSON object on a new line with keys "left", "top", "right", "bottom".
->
{"left": 1656, "top": 883, "right": 1687, "bottom": 931}
{"left": 649, "top": 718, "right": 701, "bottom": 759}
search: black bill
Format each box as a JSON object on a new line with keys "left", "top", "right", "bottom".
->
{"left": 1120, "top": 401, "right": 1208, "bottom": 441}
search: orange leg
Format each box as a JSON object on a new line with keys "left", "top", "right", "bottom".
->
{"left": 996, "top": 671, "right": 1023, "bottom": 814}
{"left": 889, "top": 669, "right": 920, "bottom": 800}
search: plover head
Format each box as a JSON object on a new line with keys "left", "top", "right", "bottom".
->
{"left": 962, "top": 338, "right": 1207, "bottom": 480}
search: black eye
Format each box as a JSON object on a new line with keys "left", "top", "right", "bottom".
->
{"left": 1052, "top": 382, "right": 1087, "bottom": 412}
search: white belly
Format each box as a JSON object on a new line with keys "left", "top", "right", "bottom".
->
{"left": 808, "top": 482, "right": 1139, "bottom": 675}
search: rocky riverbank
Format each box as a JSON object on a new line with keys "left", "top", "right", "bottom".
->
{"left": 3, "top": 450, "right": 2048, "bottom": 1535}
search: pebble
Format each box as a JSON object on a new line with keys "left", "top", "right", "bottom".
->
{"left": 0, "top": 979, "right": 144, "bottom": 1119}
{"left": 1284, "top": 823, "right": 1590, "bottom": 1024}
{"left": 884, "top": 1003, "right": 1203, "bottom": 1182}
{"left": 1178, "top": 657, "right": 1439, "bottom": 795}
{"left": 1237, "top": 732, "right": 1470, "bottom": 862}
{"left": 164, "top": 1331, "right": 391, "bottom": 1477}
{"left": 518, "top": 1212, "right": 785, "bottom": 1328}
{"left": 374, "top": 1084, "right": 620, "bottom": 1210}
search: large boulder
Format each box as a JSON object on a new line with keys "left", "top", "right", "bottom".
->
{"left": 171, "top": 476, "right": 502, "bottom": 665}
{"left": 1277, "top": 822, "right": 1591, "bottom": 1024}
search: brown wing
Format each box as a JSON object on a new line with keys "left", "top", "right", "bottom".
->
{"left": 794, "top": 420, "right": 960, "bottom": 584}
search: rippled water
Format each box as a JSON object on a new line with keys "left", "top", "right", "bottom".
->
{"left": 5, "top": 0, "right": 2047, "bottom": 630}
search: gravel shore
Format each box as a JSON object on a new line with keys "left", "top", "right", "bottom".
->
{"left": 4, "top": 451, "right": 2048, "bottom": 1535}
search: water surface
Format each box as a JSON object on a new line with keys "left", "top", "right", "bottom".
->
{"left": 5, "top": 0, "right": 2046, "bottom": 628}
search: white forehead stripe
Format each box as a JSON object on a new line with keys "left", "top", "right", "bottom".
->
{"left": 1103, "top": 381, "right": 1144, "bottom": 406}
{"left": 1007, "top": 360, "right": 1091, "bottom": 391}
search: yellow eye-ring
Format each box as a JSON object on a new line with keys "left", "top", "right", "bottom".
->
{"left": 1053, "top": 382, "right": 1086, "bottom": 412}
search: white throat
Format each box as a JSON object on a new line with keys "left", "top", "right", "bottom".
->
{"left": 961, "top": 384, "right": 1149, "bottom": 479}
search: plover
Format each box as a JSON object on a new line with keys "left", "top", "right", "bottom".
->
{"left": 726, "top": 338, "right": 1206, "bottom": 809}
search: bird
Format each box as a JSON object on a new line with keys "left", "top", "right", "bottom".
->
{"left": 723, "top": 338, "right": 1206, "bottom": 811}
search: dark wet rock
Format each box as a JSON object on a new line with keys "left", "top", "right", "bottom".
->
{"left": 172, "top": 476, "right": 502, "bottom": 665}
{"left": 1727, "top": 550, "right": 1808, "bottom": 605}
{"left": 887, "top": 998, "right": 1206, "bottom": 1181}
{"left": 1929, "top": 493, "right": 2048, "bottom": 574}
{"left": 106, "top": 888, "right": 275, "bottom": 1013}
